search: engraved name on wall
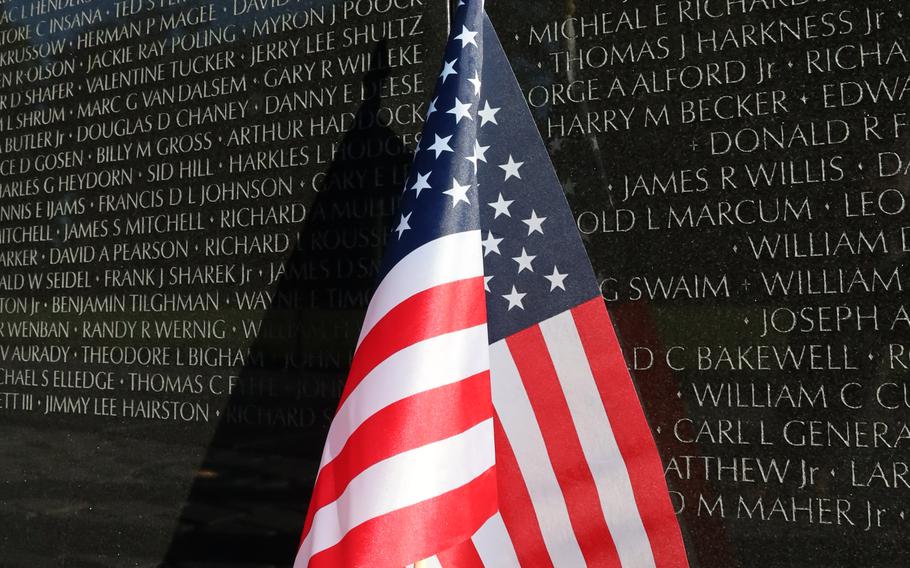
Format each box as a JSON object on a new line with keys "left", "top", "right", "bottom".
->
{"left": 488, "top": 0, "right": 910, "bottom": 564}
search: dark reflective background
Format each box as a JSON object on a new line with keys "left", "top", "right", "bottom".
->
{"left": 0, "top": 1, "right": 445, "bottom": 565}
{"left": 1, "top": 0, "right": 909, "bottom": 566}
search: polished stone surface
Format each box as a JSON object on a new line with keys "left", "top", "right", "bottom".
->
{"left": 1, "top": 0, "right": 908, "bottom": 565}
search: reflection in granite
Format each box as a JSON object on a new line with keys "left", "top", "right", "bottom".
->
{"left": 0, "top": 1, "right": 446, "bottom": 566}
{"left": 164, "top": 41, "right": 412, "bottom": 567}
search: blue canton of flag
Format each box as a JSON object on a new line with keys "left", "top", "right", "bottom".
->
{"left": 379, "top": 3, "right": 486, "bottom": 275}
{"left": 387, "top": 1, "right": 598, "bottom": 341}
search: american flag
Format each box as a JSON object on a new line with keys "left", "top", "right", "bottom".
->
{"left": 296, "top": 1, "right": 688, "bottom": 566}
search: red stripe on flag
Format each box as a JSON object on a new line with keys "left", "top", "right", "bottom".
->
{"left": 339, "top": 277, "right": 486, "bottom": 408}
{"left": 494, "top": 415, "right": 553, "bottom": 568}
{"left": 572, "top": 298, "right": 688, "bottom": 568}
{"left": 303, "top": 371, "right": 492, "bottom": 538}
{"left": 305, "top": 467, "right": 498, "bottom": 568}
{"left": 505, "top": 327, "right": 623, "bottom": 568}
{"left": 437, "top": 539, "right": 485, "bottom": 568}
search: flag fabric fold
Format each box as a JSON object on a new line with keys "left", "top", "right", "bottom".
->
{"left": 296, "top": 1, "right": 688, "bottom": 566}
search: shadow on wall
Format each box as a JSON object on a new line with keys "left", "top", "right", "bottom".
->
{"left": 163, "top": 40, "right": 412, "bottom": 567}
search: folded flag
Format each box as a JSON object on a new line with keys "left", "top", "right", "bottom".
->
{"left": 296, "top": 1, "right": 688, "bottom": 566}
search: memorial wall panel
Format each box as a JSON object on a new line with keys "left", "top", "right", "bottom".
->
{"left": 1, "top": 0, "right": 908, "bottom": 566}
{"left": 0, "top": 0, "right": 447, "bottom": 565}
{"left": 485, "top": 0, "right": 910, "bottom": 566}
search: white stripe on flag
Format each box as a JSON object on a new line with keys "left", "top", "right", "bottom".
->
{"left": 357, "top": 230, "right": 484, "bottom": 345}
{"left": 539, "top": 312, "right": 657, "bottom": 568}
{"left": 490, "top": 340, "right": 587, "bottom": 568}
{"left": 299, "top": 419, "right": 495, "bottom": 563}
{"left": 472, "top": 513, "right": 521, "bottom": 568}
{"left": 403, "top": 557, "right": 443, "bottom": 568}
{"left": 323, "top": 324, "right": 489, "bottom": 465}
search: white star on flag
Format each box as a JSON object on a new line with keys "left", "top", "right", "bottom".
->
{"left": 395, "top": 212, "right": 412, "bottom": 239}
{"left": 427, "top": 134, "right": 454, "bottom": 158}
{"left": 502, "top": 285, "right": 526, "bottom": 310}
{"left": 440, "top": 58, "right": 458, "bottom": 82}
{"left": 426, "top": 97, "right": 438, "bottom": 118}
{"left": 477, "top": 101, "right": 500, "bottom": 126}
{"left": 499, "top": 155, "right": 524, "bottom": 180}
{"left": 469, "top": 71, "right": 482, "bottom": 96}
{"left": 522, "top": 210, "right": 547, "bottom": 235}
{"left": 484, "top": 275, "right": 493, "bottom": 292}
{"left": 410, "top": 172, "right": 432, "bottom": 198}
{"left": 455, "top": 26, "right": 478, "bottom": 48}
{"left": 443, "top": 178, "right": 472, "bottom": 207}
{"left": 544, "top": 266, "right": 568, "bottom": 291}
{"left": 488, "top": 193, "right": 513, "bottom": 218}
{"left": 447, "top": 98, "right": 473, "bottom": 124}
{"left": 512, "top": 248, "right": 536, "bottom": 273}
{"left": 467, "top": 141, "right": 490, "bottom": 171}
{"left": 481, "top": 231, "right": 503, "bottom": 257}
